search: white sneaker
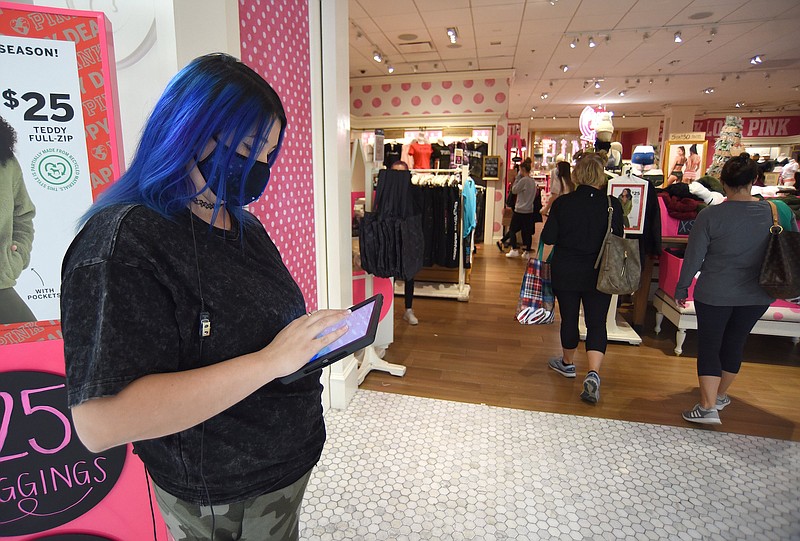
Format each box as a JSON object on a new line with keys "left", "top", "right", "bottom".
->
{"left": 521, "top": 251, "right": 531, "bottom": 259}
{"left": 506, "top": 249, "right": 520, "bottom": 258}
{"left": 403, "top": 309, "right": 418, "bottom": 325}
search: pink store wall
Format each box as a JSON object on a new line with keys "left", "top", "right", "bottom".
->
{"left": 239, "top": 0, "right": 318, "bottom": 309}
{"left": 350, "top": 77, "right": 510, "bottom": 117}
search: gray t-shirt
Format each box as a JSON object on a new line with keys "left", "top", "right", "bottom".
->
{"left": 675, "top": 200, "right": 775, "bottom": 306}
{"left": 512, "top": 174, "right": 537, "bottom": 213}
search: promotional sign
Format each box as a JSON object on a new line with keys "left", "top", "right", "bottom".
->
{"left": 663, "top": 139, "right": 708, "bottom": 185}
{"left": 0, "top": 34, "right": 93, "bottom": 324}
{"left": 0, "top": 2, "right": 124, "bottom": 345}
{"left": 607, "top": 176, "right": 649, "bottom": 235}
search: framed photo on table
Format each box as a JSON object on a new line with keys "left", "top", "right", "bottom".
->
{"left": 607, "top": 176, "right": 649, "bottom": 235}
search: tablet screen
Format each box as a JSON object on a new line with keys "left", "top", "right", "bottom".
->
{"left": 309, "top": 297, "right": 378, "bottom": 362}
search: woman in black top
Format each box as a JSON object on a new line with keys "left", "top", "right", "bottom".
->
{"left": 61, "top": 54, "right": 349, "bottom": 540}
{"left": 541, "top": 154, "right": 623, "bottom": 403}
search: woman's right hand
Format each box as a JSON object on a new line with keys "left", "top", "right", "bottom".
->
{"left": 260, "top": 309, "right": 351, "bottom": 379}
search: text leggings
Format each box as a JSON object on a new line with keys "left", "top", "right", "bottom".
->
{"left": 694, "top": 301, "right": 769, "bottom": 377}
{"left": 554, "top": 288, "right": 612, "bottom": 353}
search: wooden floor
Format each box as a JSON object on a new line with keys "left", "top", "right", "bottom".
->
{"left": 361, "top": 239, "right": 800, "bottom": 442}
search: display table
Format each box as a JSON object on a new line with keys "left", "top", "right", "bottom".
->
{"left": 653, "top": 289, "right": 800, "bottom": 355}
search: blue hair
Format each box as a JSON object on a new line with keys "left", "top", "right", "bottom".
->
{"left": 82, "top": 53, "right": 286, "bottom": 228}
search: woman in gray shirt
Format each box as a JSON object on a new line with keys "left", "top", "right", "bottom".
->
{"left": 675, "top": 155, "right": 796, "bottom": 425}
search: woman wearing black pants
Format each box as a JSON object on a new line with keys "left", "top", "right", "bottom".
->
{"left": 541, "top": 154, "right": 623, "bottom": 403}
{"left": 675, "top": 155, "right": 797, "bottom": 425}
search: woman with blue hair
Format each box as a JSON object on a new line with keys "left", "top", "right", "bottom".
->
{"left": 60, "top": 53, "right": 349, "bottom": 540}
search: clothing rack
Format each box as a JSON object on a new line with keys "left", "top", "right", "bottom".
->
{"left": 394, "top": 166, "right": 473, "bottom": 302}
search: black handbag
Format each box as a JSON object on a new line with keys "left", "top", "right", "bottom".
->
{"left": 759, "top": 201, "right": 800, "bottom": 299}
{"left": 594, "top": 196, "right": 641, "bottom": 295}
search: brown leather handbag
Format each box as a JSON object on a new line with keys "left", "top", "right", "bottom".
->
{"left": 594, "top": 196, "right": 641, "bottom": 295}
{"left": 759, "top": 201, "right": 800, "bottom": 299}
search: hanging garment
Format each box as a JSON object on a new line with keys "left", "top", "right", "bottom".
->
{"left": 383, "top": 142, "right": 402, "bottom": 168}
{"left": 431, "top": 142, "right": 452, "bottom": 169}
{"left": 359, "top": 169, "right": 424, "bottom": 280}
{"left": 409, "top": 142, "right": 433, "bottom": 169}
{"left": 463, "top": 178, "right": 477, "bottom": 238}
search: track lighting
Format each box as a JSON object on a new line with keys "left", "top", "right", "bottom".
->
{"left": 618, "top": 91, "right": 626, "bottom": 97}
{"left": 673, "top": 31, "right": 682, "bottom": 43}
{"left": 594, "top": 81, "right": 601, "bottom": 89}
{"left": 735, "top": 102, "right": 744, "bottom": 108}
{"left": 570, "top": 38, "right": 578, "bottom": 48}
{"left": 560, "top": 65, "right": 569, "bottom": 72}
{"left": 387, "top": 65, "right": 394, "bottom": 74}
{"left": 642, "top": 32, "right": 650, "bottom": 42}
{"left": 750, "top": 55, "right": 764, "bottom": 65}
{"left": 531, "top": 107, "right": 536, "bottom": 112}
{"left": 710, "top": 28, "right": 718, "bottom": 38}
{"left": 373, "top": 51, "right": 383, "bottom": 63}
{"left": 413, "top": 64, "right": 418, "bottom": 73}
{"left": 588, "top": 36, "right": 596, "bottom": 48}
{"left": 702, "top": 87, "right": 715, "bottom": 94}
{"left": 541, "top": 93, "right": 548, "bottom": 99}
{"left": 649, "top": 79, "right": 654, "bottom": 85}
{"left": 446, "top": 27, "right": 458, "bottom": 44}
{"left": 552, "top": 115, "right": 557, "bottom": 120}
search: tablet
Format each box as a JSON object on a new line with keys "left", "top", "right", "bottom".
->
{"left": 279, "top": 294, "right": 383, "bottom": 384}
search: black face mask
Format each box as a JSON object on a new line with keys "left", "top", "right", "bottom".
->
{"left": 196, "top": 150, "right": 271, "bottom": 206}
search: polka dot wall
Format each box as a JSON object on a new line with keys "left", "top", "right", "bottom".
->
{"left": 350, "top": 78, "right": 510, "bottom": 118}
{"left": 239, "top": 0, "right": 317, "bottom": 309}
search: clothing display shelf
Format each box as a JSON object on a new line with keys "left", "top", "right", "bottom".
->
{"left": 350, "top": 137, "right": 407, "bottom": 384}
{"left": 394, "top": 166, "right": 475, "bottom": 302}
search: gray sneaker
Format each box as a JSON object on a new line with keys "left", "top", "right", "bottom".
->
{"left": 580, "top": 372, "right": 600, "bottom": 403}
{"left": 548, "top": 357, "right": 576, "bottom": 378}
{"left": 682, "top": 404, "right": 721, "bottom": 425}
{"left": 715, "top": 394, "right": 731, "bottom": 411}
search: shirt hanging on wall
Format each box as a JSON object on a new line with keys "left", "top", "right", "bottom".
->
{"left": 409, "top": 142, "right": 433, "bottom": 169}
{"left": 431, "top": 142, "right": 452, "bottom": 169}
{"left": 383, "top": 142, "right": 402, "bottom": 168}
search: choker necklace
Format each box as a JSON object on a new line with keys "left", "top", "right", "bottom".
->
{"left": 192, "top": 198, "right": 215, "bottom": 210}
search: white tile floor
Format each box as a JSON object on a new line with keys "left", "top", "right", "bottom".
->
{"left": 300, "top": 390, "right": 800, "bottom": 541}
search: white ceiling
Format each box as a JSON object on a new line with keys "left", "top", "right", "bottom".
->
{"left": 349, "top": 0, "right": 800, "bottom": 120}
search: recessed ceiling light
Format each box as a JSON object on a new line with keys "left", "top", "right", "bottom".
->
{"left": 588, "top": 36, "right": 596, "bottom": 48}
{"left": 674, "top": 31, "right": 682, "bottom": 43}
{"left": 649, "top": 78, "right": 654, "bottom": 85}
{"left": 446, "top": 27, "right": 458, "bottom": 44}
{"left": 552, "top": 115, "right": 557, "bottom": 119}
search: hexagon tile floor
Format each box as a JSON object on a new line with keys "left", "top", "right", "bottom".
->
{"left": 299, "top": 390, "right": 800, "bottom": 541}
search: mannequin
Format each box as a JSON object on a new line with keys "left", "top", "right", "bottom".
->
{"left": 409, "top": 132, "right": 433, "bottom": 169}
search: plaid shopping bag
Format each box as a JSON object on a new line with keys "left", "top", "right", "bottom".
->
{"left": 516, "top": 243, "right": 555, "bottom": 324}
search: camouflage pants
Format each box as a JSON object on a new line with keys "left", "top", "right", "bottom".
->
{"left": 153, "top": 469, "right": 312, "bottom": 541}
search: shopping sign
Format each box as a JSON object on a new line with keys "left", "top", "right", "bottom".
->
{"left": 0, "top": 371, "right": 126, "bottom": 536}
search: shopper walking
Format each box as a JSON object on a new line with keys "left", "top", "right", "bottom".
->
{"left": 61, "top": 53, "right": 350, "bottom": 540}
{"left": 541, "top": 153, "right": 623, "bottom": 403}
{"left": 676, "top": 155, "right": 798, "bottom": 425}
{"left": 497, "top": 161, "right": 540, "bottom": 258}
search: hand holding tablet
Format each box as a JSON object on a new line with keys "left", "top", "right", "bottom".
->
{"left": 279, "top": 294, "right": 384, "bottom": 384}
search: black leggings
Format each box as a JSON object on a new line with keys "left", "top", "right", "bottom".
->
{"left": 554, "top": 288, "right": 612, "bottom": 353}
{"left": 694, "top": 301, "right": 770, "bottom": 377}
{"left": 500, "top": 211, "right": 534, "bottom": 249}
{"left": 405, "top": 279, "right": 414, "bottom": 309}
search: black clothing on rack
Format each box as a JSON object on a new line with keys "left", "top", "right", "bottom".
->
{"left": 383, "top": 142, "right": 403, "bottom": 168}
{"left": 413, "top": 184, "right": 461, "bottom": 268}
{"left": 359, "top": 169, "right": 424, "bottom": 280}
{"left": 431, "top": 143, "right": 452, "bottom": 169}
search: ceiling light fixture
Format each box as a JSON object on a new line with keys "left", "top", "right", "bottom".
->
{"left": 560, "top": 64, "right": 569, "bottom": 72}
{"left": 588, "top": 36, "right": 596, "bottom": 48}
{"left": 387, "top": 64, "right": 394, "bottom": 74}
{"left": 750, "top": 54, "right": 764, "bottom": 64}
{"left": 649, "top": 78, "right": 654, "bottom": 85}
{"left": 372, "top": 51, "right": 383, "bottom": 63}
{"left": 618, "top": 90, "right": 626, "bottom": 96}
{"left": 552, "top": 115, "right": 557, "bottom": 120}
{"left": 446, "top": 27, "right": 458, "bottom": 44}
{"left": 721, "top": 74, "right": 727, "bottom": 82}
{"left": 570, "top": 38, "right": 578, "bottom": 48}
{"left": 413, "top": 64, "right": 418, "bottom": 73}
{"left": 541, "top": 92, "right": 549, "bottom": 99}
{"left": 594, "top": 81, "right": 601, "bottom": 89}
{"left": 531, "top": 107, "right": 536, "bottom": 112}
{"left": 710, "top": 28, "right": 718, "bottom": 37}
{"left": 674, "top": 31, "right": 682, "bottom": 43}
{"left": 702, "top": 87, "right": 715, "bottom": 94}
{"left": 642, "top": 31, "right": 650, "bottom": 42}
{"left": 549, "top": 0, "right": 557, "bottom": 5}
{"left": 735, "top": 102, "right": 744, "bottom": 108}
